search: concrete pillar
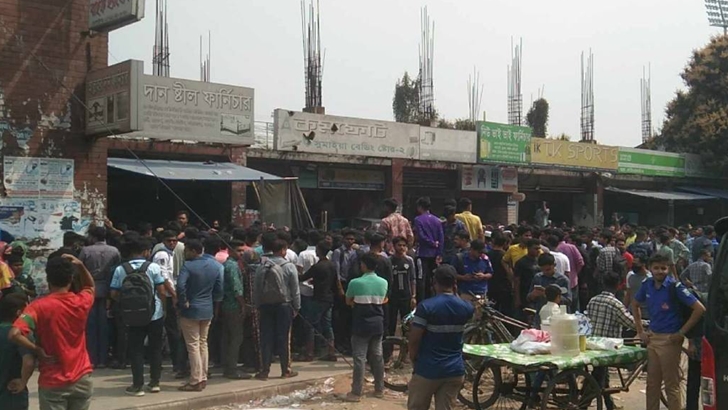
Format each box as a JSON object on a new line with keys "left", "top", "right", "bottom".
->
{"left": 389, "top": 158, "right": 404, "bottom": 203}
{"left": 595, "top": 175, "right": 605, "bottom": 227}
{"left": 230, "top": 147, "right": 248, "bottom": 226}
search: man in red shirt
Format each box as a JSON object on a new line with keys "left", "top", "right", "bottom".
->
{"left": 10, "top": 254, "right": 95, "bottom": 410}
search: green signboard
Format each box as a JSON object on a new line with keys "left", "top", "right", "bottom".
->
{"left": 477, "top": 121, "right": 532, "bottom": 164}
{"left": 617, "top": 148, "right": 685, "bottom": 177}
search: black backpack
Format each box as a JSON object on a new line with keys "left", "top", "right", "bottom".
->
{"left": 669, "top": 281, "right": 705, "bottom": 339}
{"left": 118, "top": 262, "right": 155, "bottom": 327}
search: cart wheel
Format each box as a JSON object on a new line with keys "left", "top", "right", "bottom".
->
{"left": 382, "top": 337, "right": 411, "bottom": 393}
{"left": 659, "top": 347, "right": 688, "bottom": 409}
{"left": 472, "top": 364, "right": 529, "bottom": 410}
{"left": 459, "top": 329, "right": 488, "bottom": 408}
{"left": 540, "top": 369, "right": 603, "bottom": 410}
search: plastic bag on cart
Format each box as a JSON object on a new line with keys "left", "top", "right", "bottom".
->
{"left": 586, "top": 337, "right": 624, "bottom": 351}
{"left": 510, "top": 329, "right": 551, "bottom": 355}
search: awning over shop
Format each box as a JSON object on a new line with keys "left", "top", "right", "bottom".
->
{"left": 107, "top": 158, "right": 285, "bottom": 182}
{"left": 605, "top": 187, "right": 715, "bottom": 201}
{"left": 677, "top": 186, "right": 728, "bottom": 201}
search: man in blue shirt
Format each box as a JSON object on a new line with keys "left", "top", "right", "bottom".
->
{"left": 453, "top": 240, "right": 493, "bottom": 304}
{"left": 109, "top": 234, "right": 167, "bottom": 397}
{"left": 527, "top": 253, "right": 571, "bottom": 320}
{"left": 633, "top": 254, "right": 705, "bottom": 410}
{"left": 413, "top": 197, "right": 444, "bottom": 300}
{"left": 176, "top": 238, "right": 224, "bottom": 392}
{"left": 408, "top": 265, "right": 474, "bottom": 410}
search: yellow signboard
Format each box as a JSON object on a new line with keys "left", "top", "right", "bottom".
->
{"left": 530, "top": 138, "right": 618, "bottom": 171}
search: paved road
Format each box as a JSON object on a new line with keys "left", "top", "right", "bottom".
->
{"left": 26, "top": 361, "right": 351, "bottom": 410}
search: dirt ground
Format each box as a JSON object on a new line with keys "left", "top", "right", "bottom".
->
{"left": 208, "top": 371, "right": 658, "bottom": 410}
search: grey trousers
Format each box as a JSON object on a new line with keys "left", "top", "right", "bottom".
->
{"left": 407, "top": 374, "right": 464, "bottom": 410}
{"left": 351, "top": 333, "right": 384, "bottom": 396}
{"left": 39, "top": 374, "right": 93, "bottom": 410}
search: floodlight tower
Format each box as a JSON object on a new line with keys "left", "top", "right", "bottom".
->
{"left": 706, "top": 0, "right": 728, "bottom": 34}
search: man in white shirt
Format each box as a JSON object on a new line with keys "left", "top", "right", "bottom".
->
{"left": 295, "top": 231, "right": 321, "bottom": 361}
{"left": 546, "top": 236, "right": 571, "bottom": 278}
{"left": 152, "top": 230, "right": 183, "bottom": 374}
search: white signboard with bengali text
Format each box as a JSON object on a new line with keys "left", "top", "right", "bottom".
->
{"left": 89, "top": 0, "right": 145, "bottom": 32}
{"left": 137, "top": 75, "right": 254, "bottom": 145}
{"left": 461, "top": 165, "right": 518, "bottom": 193}
{"left": 273, "top": 109, "right": 419, "bottom": 159}
{"left": 85, "top": 60, "right": 255, "bottom": 145}
{"left": 419, "top": 127, "right": 477, "bottom": 163}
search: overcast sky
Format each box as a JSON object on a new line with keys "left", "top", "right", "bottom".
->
{"left": 109, "top": 0, "right": 717, "bottom": 148}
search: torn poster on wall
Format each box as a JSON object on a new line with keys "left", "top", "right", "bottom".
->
{"left": 0, "top": 198, "right": 91, "bottom": 296}
{"left": 3, "top": 156, "right": 75, "bottom": 198}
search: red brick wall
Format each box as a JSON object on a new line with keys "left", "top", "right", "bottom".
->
{"left": 0, "top": 0, "right": 109, "bottom": 220}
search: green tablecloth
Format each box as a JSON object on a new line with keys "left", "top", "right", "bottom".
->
{"left": 463, "top": 343, "right": 647, "bottom": 371}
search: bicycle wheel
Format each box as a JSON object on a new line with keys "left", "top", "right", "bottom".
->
{"left": 459, "top": 328, "right": 488, "bottom": 408}
{"left": 541, "top": 369, "right": 603, "bottom": 410}
{"left": 659, "top": 347, "right": 688, "bottom": 408}
{"left": 472, "top": 364, "right": 529, "bottom": 410}
{"left": 382, "top": 337, "right": 412, "bottom": 392}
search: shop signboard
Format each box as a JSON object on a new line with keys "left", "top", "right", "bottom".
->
{"left": 617, "top": 148, "right": 685, "bottom": 177}
{"left": 86, "top": 60, "right": 255, "bottom": 145}
{"left": 89, "top": 0, "right": 145, "bottom": 32}
{"left": 419, "top": 127, "right": 477, "bottom": 163}
{"left": 318, "top": 168, "right": 385, "bottom": 191}
{"left": 476, "top": 121, "right": 532, "bottom": 164}
{"left": 530, "top": 138, "right": 618, "bottom": 171}
{"left": 274, "top": 109, "right": 420, "bottom": 159}
{"left": 461, "top": 165, "right": 518, "bottom": 193}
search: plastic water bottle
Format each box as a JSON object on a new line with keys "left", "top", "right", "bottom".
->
{"left": 550, "top": 305, "right": 581, "bottom": 356}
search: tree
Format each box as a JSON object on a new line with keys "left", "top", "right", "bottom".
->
{"left": 551, "top": 133, "right": 571, "bottom": 141}
{"left": 454, "top": 118, "right": 476, "bottom": 131}
{"left": 526, "top": 98, "right": 549, "bottom": 138}
{"left": 651, "top": 36, "right": 728, "bottom": 173}
{"left": 392, "top": 72, "right": 420, "bottom": 124}
{"left": 437, "top": 118, "right": 454, "bottom": 129}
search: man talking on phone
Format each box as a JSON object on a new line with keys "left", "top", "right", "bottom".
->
{"left": 528, "top": 253, "right": 571, "bottom": 326}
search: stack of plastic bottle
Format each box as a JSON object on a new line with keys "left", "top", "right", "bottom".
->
{"left": 549, "top": 305, "right": 581, "bottom": 356}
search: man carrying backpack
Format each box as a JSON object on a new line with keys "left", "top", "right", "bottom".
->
{"left": 253, "top": 233, "right": 301, "bottom": 380}
{"left": 109, "top": 234, "right": 167, "bottom": 397}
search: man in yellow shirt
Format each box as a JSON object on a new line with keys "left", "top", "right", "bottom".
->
{"left": 455, "top": 198, "right": 484, "bottom": 242}
{"left": 502, "top": 226, "right": 540, "bottom": 281}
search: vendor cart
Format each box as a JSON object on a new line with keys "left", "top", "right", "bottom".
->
{"left": 463, "top": 342, "right": 649, "bottom": 410}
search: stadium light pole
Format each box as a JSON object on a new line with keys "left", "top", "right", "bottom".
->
{"left": 706, "top": 0, "right": 728, "bottom": 35}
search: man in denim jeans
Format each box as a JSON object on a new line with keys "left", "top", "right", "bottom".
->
{"left": 340, "top": 253, "right": 389, "bottom": 402}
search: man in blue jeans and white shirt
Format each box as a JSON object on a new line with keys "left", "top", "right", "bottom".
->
{"left": 408, "top": 265, "right": 474, "bottom": 410}
{"left": 109, "top": 234, "right": 167, "bottom": 396}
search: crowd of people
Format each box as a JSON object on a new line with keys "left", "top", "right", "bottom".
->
{"left": 0, "top": 198, "right": 718, "bottom": 410}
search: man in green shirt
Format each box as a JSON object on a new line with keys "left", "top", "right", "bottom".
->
{"left": 221, "top": 241, "right": 249, "bottom": 380}
{"left": 0, "top": 293, "right": 34, "bottom": 410}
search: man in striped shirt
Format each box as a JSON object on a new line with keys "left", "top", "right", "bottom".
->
{"left": 341, "top": 253, "right": 389, "bottom": 403}
{"left": 408, "top": 265, "right": 474, "bottom": 410}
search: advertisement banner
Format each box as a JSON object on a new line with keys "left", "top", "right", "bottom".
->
{"left": 86, "top": 60, "right": 255, "bottom": 145}
{"left": 3, "top": 157, "right": 74, "bottom": 198}
{"left": 617, "top": 148, "right": 685, "bottom": 177}
{"left": 461, "top": 165, "right": 518, "bottom": 193}
{"left": 274, "top": 109, "right": 419, "bottom": 159}
{"left": 476, "top": 121, "right": 532, "bottom": 164}
{"left": 89, "top": 0, "right": 145, "bottom": 32}
{"left": 419, "top": 127, "right": 477, "bottom": 163}
{"left": 531, "top": 138, "right": 618, "bottom": 170}
{"left": 318, "top": 168, "right": 385, "bottom": 191}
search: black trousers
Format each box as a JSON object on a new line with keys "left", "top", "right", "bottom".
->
{"left": 592, "top": 366, "right": 615, "bottom": 410}
{"left": 164, "top": 299, "right": 186, "bottom": 372}
{"left": 418, "top": 257, "right": 438, "bottom": 301}
{"left": 128, "top": 318, "right": 164, "bottom": 387}
{"left": 259, "top": 303, "right": 294, "bottom": 375}
{"left": 384, "top": 298, "right": 411, "bottom": 360}
{"left": 333, "top": 281, "right": 352, "bottom": 352}
{"left": 686, "top": 357, "right": 701, "bottom": 410}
